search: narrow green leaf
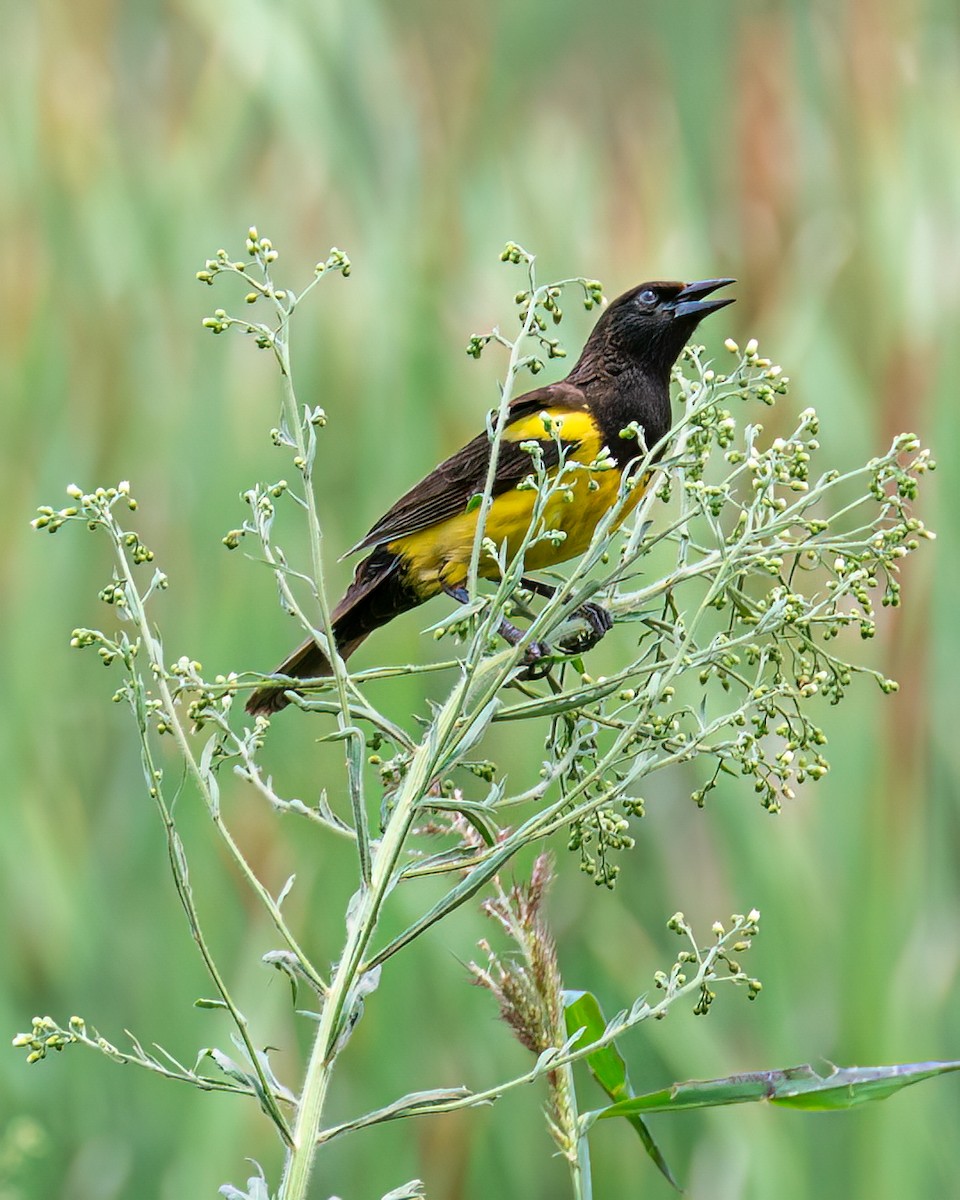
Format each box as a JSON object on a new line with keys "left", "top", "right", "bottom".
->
{"left": 398, "top": 846, "right": 485, "bottom": 879}
{"left": 494, "top": 677, "right": 623, "bottom": 721}
{"left": 435, "top": 697, "right": 502, "bottom": 774}
{"left": 368, "top": 841, "right": 518, "bottom": 967}
{"left": 321, "top": 1087, "right": 475, "bottom": 1142}
{"left": 204, "top": 1048, "right": 254, "bottom": 1089}
{"left": 481, "top": 778, "right": 506, "bottom": 807}
{"left": 276, "top": 874, "right": 296, "bottom": 908}
{"left": 589, "top": 1060, "right": 960, "bottom": 1119}
{"left": 381, "top": 1181, "right": 426, "bottom": 1200}
{"left": 416, "top": 796, "right": 500, "bottom": 845}
{"left": 769, "top": 1061, "right": 960, "bottom": 1110}
{"left": 218, "top": 1166, "right": 269, "bottom": 1200}
{"left": 421, "top": 595, "right": 487, "bottom": 633}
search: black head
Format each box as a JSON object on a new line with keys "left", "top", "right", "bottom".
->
{"left": 594, "top": 278, "right": 735, "bottom": 377}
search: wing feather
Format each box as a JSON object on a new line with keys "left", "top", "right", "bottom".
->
{"left": 344, "top": 382, "right": 588, "bottom": 555}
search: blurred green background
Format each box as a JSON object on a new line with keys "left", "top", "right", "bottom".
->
{"left": 3, "top": 0, "right": 959, "bottom": 1196}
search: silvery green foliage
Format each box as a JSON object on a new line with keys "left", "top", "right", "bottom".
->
{"left": 20, "top": 234, "right": 934, "bottom": 1200}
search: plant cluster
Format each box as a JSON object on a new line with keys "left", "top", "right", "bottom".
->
{"left": 18, "top": 233, "right": 940, "bottom": 1199}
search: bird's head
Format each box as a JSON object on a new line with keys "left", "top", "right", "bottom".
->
{"left": 597, "top": 278, "right": 735, "bottom": 376}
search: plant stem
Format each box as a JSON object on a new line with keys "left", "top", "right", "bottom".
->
{"left": 319, "top": 913, "right": 757, "bottom": 1144}
{"left": 466, "top": 269, "right": 588, "bottom": 596}
{"left": 105, "top": 516, "right": 327, "bottom": 999}
{"left": 270, "top": 322, "right": 373, "bottom": 885}
{"left": 563, "top": 1059, "right": 592, "bottom": 1200}
{"left": 278, "top": 679, "right": 469, "bottom": 1199}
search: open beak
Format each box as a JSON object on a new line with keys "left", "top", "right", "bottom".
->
{"left": 673, "top": 278, "right": 736, "bottom": 320}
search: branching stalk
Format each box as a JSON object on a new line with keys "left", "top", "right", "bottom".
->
{"left": 24, "top": 235, "right": 934, "bottom": 1200}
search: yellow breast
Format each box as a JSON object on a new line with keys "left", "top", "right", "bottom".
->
{"left": 388, "top": 408, "right": 644, "bottom": 596}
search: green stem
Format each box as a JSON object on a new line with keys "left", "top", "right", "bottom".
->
{"left": 106, "top": 516, "right": 327, "bottom": 999}
{"left": 278, "top": 681, "right": 468, "bottom": 1199}
{"left": 466, "top": 270, "right": 589, "bottom": 596}
{"left": 320, "top": 914, "right": 756, "bottom": 1144}
{"left": 563, "top": 1059, "right": 592, "bottom": 1200}
{"left": 466, "top": 290, "right": 540, "bottom": 596}
{"left": 271, "top": 324, "right": 372, "bottom": 885}
{"left": 126, "top": 657, "right": 294, "bottom": 1143}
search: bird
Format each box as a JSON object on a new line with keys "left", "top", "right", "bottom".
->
{"left": 246, "top": 277, "right": 734, "bottom": 715}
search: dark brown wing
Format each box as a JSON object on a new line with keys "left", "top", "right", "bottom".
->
{"left": 344, "top": 381, "right": 588, "bottom": 556}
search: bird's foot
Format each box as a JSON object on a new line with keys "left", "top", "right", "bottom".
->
{"left": 493, "top": 611, "right": 554, "bottom": 678}
{"left": 518, "top": 640, "right": 554, "bottom": 680}
{"left": 559, "top": 601, "right": 614, "bottom": 655}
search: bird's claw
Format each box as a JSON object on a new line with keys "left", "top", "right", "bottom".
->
{"left": 559, "top": 601, "right": 614, "bottom": 654}
{"left": 518, "top": 640, "right": 553, "bottom": 680}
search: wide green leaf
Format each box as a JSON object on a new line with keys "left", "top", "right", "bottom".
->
{"left": 564, "top": 990, "right": 680, "bottom": 1191}
{"left": 564, "top": 991, "right": 631, "bottom": 1098}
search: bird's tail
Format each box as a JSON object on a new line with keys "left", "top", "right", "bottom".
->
{"left": 245, "top": 548, "right": 417, "bottom": 715}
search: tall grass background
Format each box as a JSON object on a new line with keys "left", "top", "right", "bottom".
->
{"left": 2, "top": 1, "right": 959, "bottom": 1196}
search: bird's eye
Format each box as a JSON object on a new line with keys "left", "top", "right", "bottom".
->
{"left": 637, "top": 288, "right": 658, "bottom": 306}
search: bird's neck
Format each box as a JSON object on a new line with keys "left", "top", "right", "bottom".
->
{"left": 568, "top": 351, "right": 673, "bottom": 466}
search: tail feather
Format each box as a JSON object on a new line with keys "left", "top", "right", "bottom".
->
{"left": 246, "top": 549, "right": 417, "bottom": 715}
